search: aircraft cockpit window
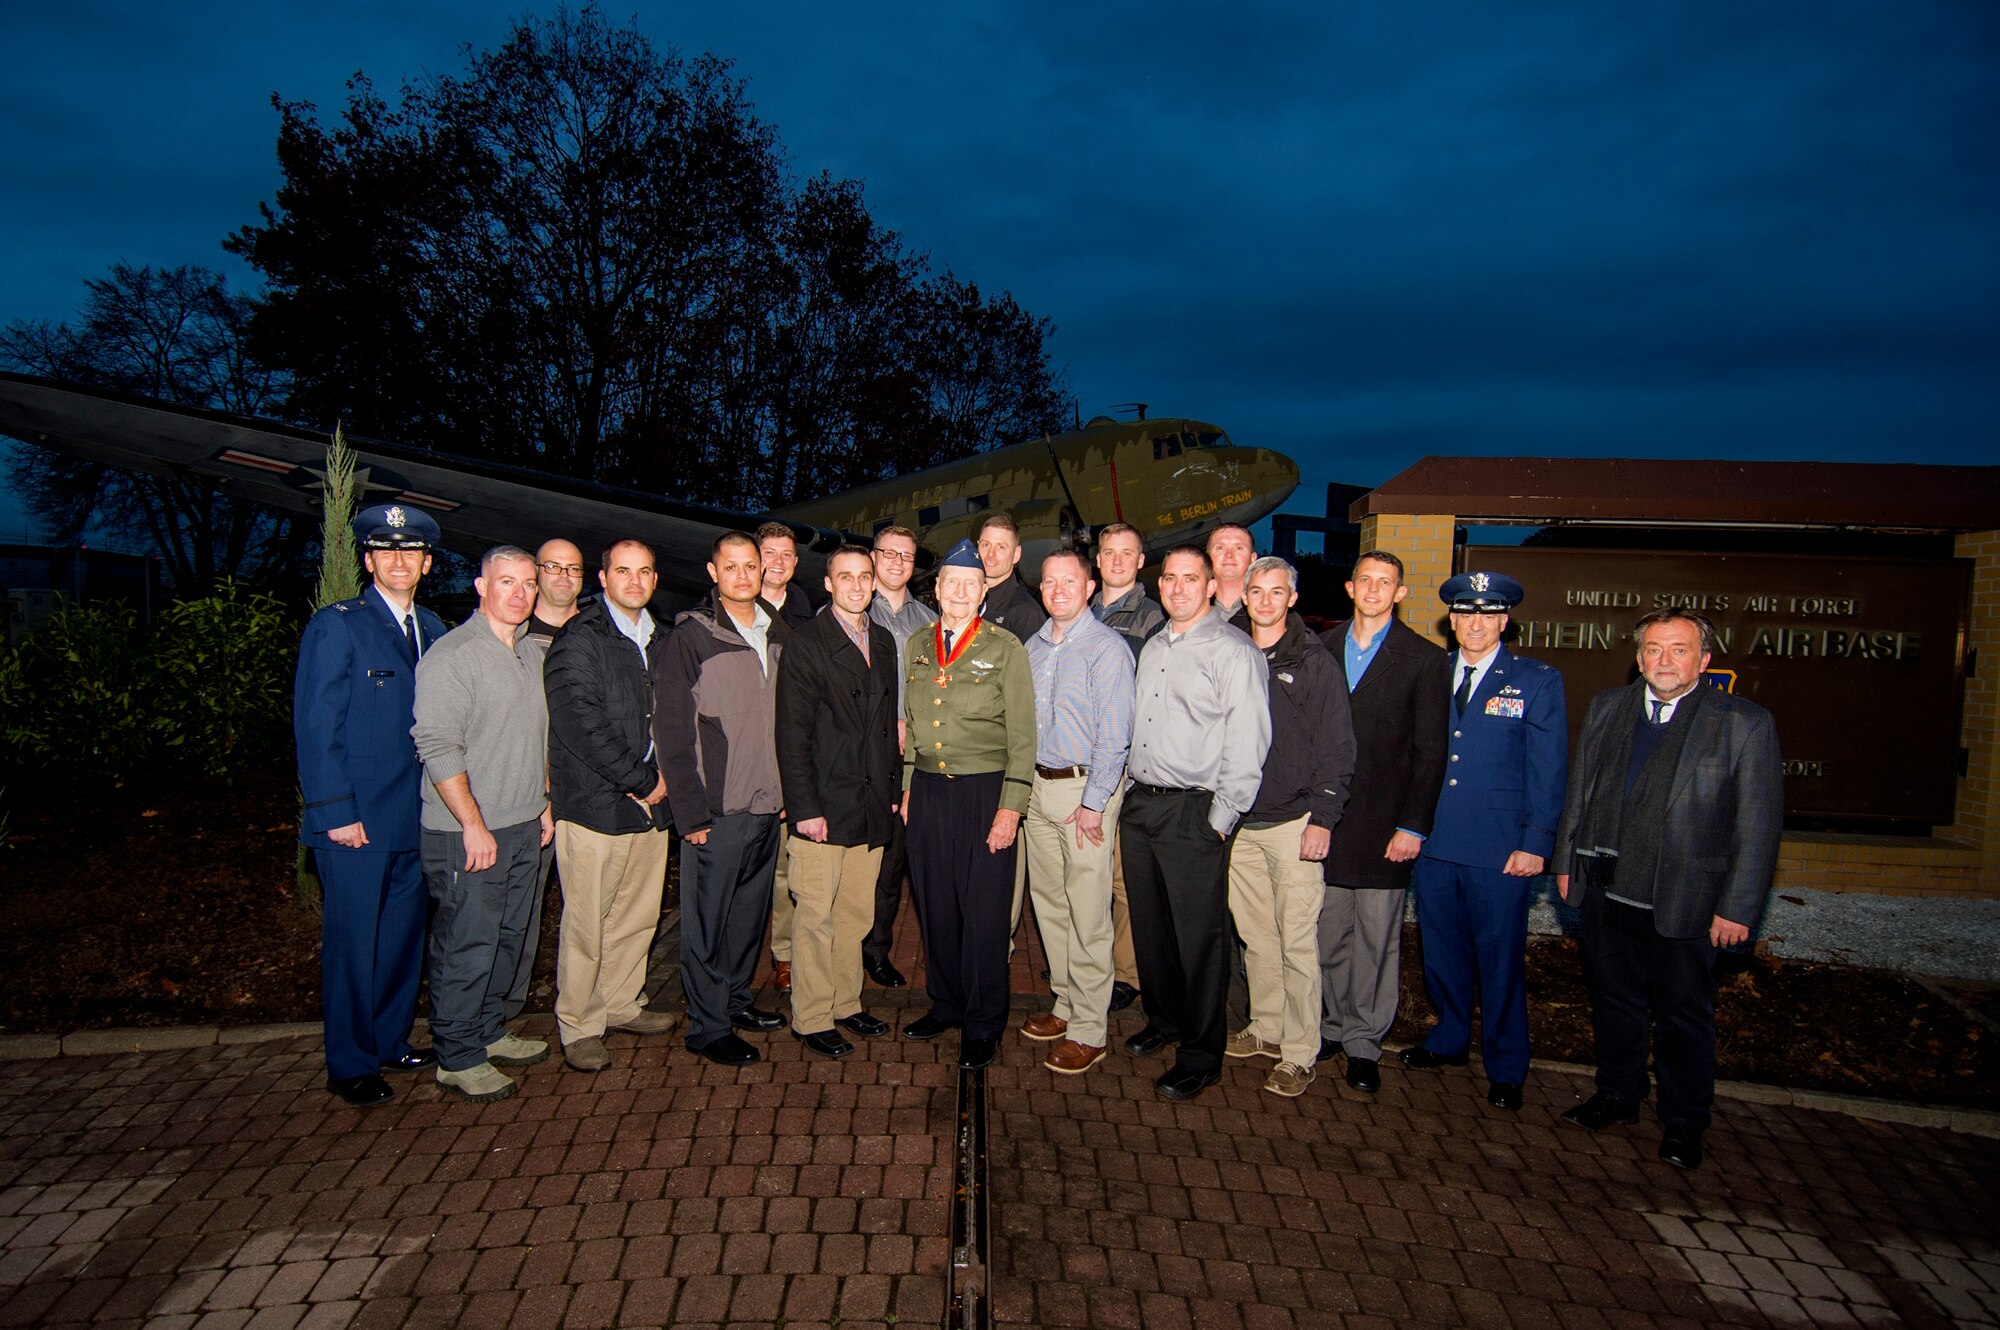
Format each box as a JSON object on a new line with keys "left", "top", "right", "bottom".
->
{"left": 919, "top": 505, "right": 941, "bottom": 528}
{"left": 968, "top": 493, "right": 990, "bottom": 512}
{"left": 1151, "top": 434, "right": 1184, "bottom": 460}
{"left": 1195, "top": 431, "right": 1227, "bottom": 449}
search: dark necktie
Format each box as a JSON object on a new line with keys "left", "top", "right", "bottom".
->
{"left": 1454, "top": 663, "right": 1475, "bottom": 716}
{"left": 404, "top": 614, "right": 420, "bottom": 663}
{"left": 1650, "top": 699, "right": 1667, "bottom": 726}
{"left": 943, "top": 629, "right": 955, "bottom": 657}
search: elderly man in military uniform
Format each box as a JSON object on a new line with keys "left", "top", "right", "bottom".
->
{"left": 295, "top": 502, "right": 447, "bottom": 1108}
{"left": 900, "top": 539, "right": 1037, "bottom": 1070}
{"left": 1401, "top": 571, "right": 1567, "bottom": 1112}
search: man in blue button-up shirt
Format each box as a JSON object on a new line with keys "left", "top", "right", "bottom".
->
{"left": 1019, "top": 549, "right": 1136, "bottom": 1076}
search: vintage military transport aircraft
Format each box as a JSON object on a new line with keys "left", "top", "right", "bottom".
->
{"left": 0, "top": 373, "right": 1298, "bottom": 605}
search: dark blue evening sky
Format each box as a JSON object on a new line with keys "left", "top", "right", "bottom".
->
{"left": 2, "top": 2, "right": 1995, "bottom": 543}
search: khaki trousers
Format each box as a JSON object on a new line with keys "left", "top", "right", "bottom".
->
{"left": 1226, "top": 815, "right": 1326, "bottom": 1066}
{"left": 554, "top": 821, "right": 670, "bottom": 1044}
{"left": 1022, "top": 775, "right": 1122, "bottom": 1047}
{"left": 769, "top": 823, "right": 794, "bottom": 961}
{"left": 1110, "top": 834, "right": 1139, "bottom": 988}
{"left": 786, "top": 838, "right": 882, "bottom": 1033}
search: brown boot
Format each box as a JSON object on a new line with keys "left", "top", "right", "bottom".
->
{"left": 1044, "top": 1039, "right": 1107, "bottom": 1075}
{"left": 1020, "top": 1012, "right": 1068, "bottom": 1041}
{"left": 773, "top": 960, "right": 792, "bottom": 993}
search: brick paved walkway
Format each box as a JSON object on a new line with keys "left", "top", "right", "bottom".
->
{"left": 4, "top": 895, "right": 1998, "bottom": 1329}
{"left": 989, "top": 1012, "right": 2000, "bottom": 1329}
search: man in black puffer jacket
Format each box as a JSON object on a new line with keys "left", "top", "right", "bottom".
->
{"left": 545, "top": 540, "right": 677, "bottom": 1074}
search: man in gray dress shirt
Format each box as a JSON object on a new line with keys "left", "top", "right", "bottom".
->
{"left": 1120, "top": 546, "right": 1272, "bottom": 1100}
{"left": 863, "top": 525, "right": 938, "bottom": 988}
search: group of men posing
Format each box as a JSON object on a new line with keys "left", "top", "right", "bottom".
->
{"left": 298, "top": 502, "right": 1780, "bottom": 1172}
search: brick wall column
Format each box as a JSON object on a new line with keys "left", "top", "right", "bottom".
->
{"left": 1357, "top": 512, "right": 1457, "bottom": 646}
{"left": 1944, "top": 529, "right": 2000, "bottom": 889}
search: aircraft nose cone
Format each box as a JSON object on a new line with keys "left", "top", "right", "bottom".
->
{"left": 1254, "top": 448, "right": 1300, "bottom": 506}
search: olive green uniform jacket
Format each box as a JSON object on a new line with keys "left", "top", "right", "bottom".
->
{"left": 902, "top": 617, "right": 1037, "bottom": 814}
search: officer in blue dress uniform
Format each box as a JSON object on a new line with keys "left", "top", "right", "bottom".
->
{"left": 295, "top": 502, "right": 449, "bottom": 1106}
{"left": 1400, "top": 571, "right": 1567, "bottom": 1111}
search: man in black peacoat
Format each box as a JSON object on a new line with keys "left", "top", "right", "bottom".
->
{"left": 774, "top": 547, "right": 905, "bottom": 1058}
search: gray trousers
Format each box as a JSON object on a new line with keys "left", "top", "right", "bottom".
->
{"left": 422, "top": 819, "right": 550, "bottom": 1072}
{"left": 679, "top": 812, "right": 780, "bottom": 1050}
{"left": 1318, "top": 884, "right": 1405, "bottom": 1060}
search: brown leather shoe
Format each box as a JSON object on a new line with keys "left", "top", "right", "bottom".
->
{"left": 1044, "top": 1039, "right": 1107, "bottom": 1075}
{"left": 1020, "top": 1012, "right": 1068, "bottom": 1041}
{"left": 773, "top": 960, "right": 792, "bottom": 993}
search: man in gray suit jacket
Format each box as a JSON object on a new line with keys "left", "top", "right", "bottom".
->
{"left": 1554, "top": 609, "right": 1782, "bottom": 1170}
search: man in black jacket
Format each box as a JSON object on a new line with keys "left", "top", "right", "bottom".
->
{"left": 1226, "top": 557, "right": 1355, "bottom": 1097}
{"left": 545, "top": 539, "right": 677, "bottom": 1074}
{"left": 1315, "top": 551, "right": 1449, "bottom": 1092}
{"left": 754, "top": 521, "right": 815, "bottom": 995}
{"left": 1554, "top": 610, "right": 1781, "bottom": 1169}
{"left": 976, "top": 512, "right": 1047, "bottom": 639}
{"left": 774, "top": 546, "right": 902, "bottom": 1058}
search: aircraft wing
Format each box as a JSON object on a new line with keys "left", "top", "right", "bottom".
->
{"left": 0, "top": 372, "right": 847, "bottom": 605}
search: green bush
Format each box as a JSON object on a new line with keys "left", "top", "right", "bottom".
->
{"left": 2, "top": 601, "right": 148, "bottom": 784}
{"left": 144, "top": 580, "right": 297, "bottom": 780}
{"left": 1, "top": 585, "right": 299, "bottom": 787}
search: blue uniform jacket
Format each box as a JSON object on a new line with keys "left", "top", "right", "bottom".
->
{"left": 294, "top": 588, "right": 446, "bottom": 852}
{"left": 1423, "top": 645, "right": 1568, "bottom": 869}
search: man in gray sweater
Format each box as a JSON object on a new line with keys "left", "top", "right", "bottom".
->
{"left": 413, "top": 546, "right": 556, "bottom": 1102}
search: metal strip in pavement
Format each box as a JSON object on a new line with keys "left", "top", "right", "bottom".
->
{"left": 946, "top": 1063, "right": 991, "bottom": 1330}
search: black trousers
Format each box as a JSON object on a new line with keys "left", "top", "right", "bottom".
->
{"left": 680, "top": 812, "right": 780, "bottom": 1050}
{"left": 1582, "top": 898, "right": 1719, "bottom": 1132}
{"left": 1119, "top": 786, "right": 1234, "bottom": 1075}
{"left": 864, "top": 813, "right": 911, "bottom": 966}
{"left": 906, "top": 770, "right": 1015, "bottom": 1040}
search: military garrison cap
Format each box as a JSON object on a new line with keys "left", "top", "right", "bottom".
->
{"left": 938, "top": 538, "right": 983, "bottom": 570}
{"left": 1440, "top": 570, "right": 1524, "bottom": 612}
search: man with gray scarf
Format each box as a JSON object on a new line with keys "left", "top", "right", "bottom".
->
{"left": 1554, "top": 609, "right": 1782, "bottom": 1171}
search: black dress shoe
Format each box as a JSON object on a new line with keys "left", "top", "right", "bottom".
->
{"left": 729, "top": 1006, "right": 785, "bottom": 1032}
{"left": 1398, "top": 1045, "right": 1470, "bottom": 1070}
{"left": 794, "top": 1029, "right": 854, "bottom": 1059}
{"left": 693, "top": 1033, "right": 761, "bottom": 1066}
{"left": 1124, "top": 1026, "right": 1177, "bottom": 1056}
{"left": 958, "top": 1037, "right": 998, "bottom": 1069}
{"left": 1345, "top": 1056, "right": 1380, "bottom": 1093}
{"left": 1155, "top": 1065, "right": 1220, "bottom": 1101}
{"left": 1108, "top": 981, "right": 1140, "bottom": 1013}
{"left": 902, "top": 1012, "right": 958, "bottom": 1040}
{"left": 1488, "top": 1082, "right": 1524, "bottom": 1111}
{"left": 379, "top": 1048, "right": 437, "bottom": 1073}
{"left": 1561, "top": 1092, "right": 1641, "bottom": 1131}
{"left": 1659, "top": 1131, "right": 1704, "bottom": 1170}
{"left": 1316, "top": 1037, "right": 1340, "bottom": 1064}
{"left": 327, "top": 1073, "right": 393, "bottom": 1107}
{"left": 863, "top": 955, "right": 907, "bottom": 988}
{"left": 835, "top": 1011, "right": 889, "bottom": 1038}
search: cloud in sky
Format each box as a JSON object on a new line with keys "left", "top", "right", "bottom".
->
{"left": 1, "top": 0, "right": 1993, "bottom": 544}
